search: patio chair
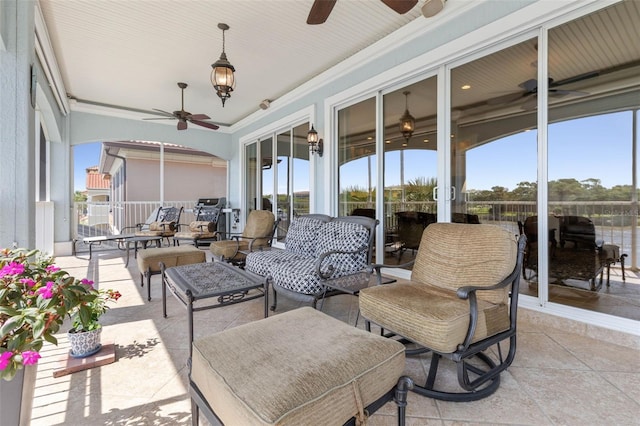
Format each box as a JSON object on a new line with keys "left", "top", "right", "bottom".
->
{"left": 173, "top": 205, "right": 222, "bottom": 248}
{"left": 394, "top": 211, "right": 436, "bottom": 260}
{"left": 518, "top": 215, "right": 559, "bottom": 278}
{"left": 134, "top": 206, "right": 183, "bottom": 246}
{"left": 559, "top": 215, "right": 597, "bottom": 249}
{"left": 209, "top": 210, "right": 277, "bottom": 266}
{"left": 359, "top": 223, "right": 526, "bottom": 401}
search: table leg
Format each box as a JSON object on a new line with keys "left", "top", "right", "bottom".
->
{"left": 125, "top": 241, "right": 131, "bottom": 268}
{"left": 187, "top": 290, "right": 194, "bottom": 359}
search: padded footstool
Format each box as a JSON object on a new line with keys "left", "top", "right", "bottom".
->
{"left": 189, "top": 307, "right": 413, "bottom": 426}
{"left": 136, "top": 246, "right": 205, "bottom": 301}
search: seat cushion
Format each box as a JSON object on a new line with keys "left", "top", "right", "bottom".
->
{"left": 136, "top": 246, "right": 205, "bottom": 273}
{"left": 209, "top": 239, "right": 249, "bottom": 260}
{"left": 412, "top": 223, "right": 517, "bottom": 304}
{"left": 359, "top": 282, "right": 510, "bottom": 353}
{"left": 270, "top": 257, "right": 324, "bottom": 294}
{"left": 190, "top": 307, "right": 405, "bottom": 426}
{"left": 245, "top": 249, "right": 312, "bottom": 277}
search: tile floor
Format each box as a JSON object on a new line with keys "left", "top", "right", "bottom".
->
{"left": 29, "top": 249, "right": 640, "bottom": 425}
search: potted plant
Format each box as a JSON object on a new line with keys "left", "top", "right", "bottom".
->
{"left": 0, "top": 248, "right": 119, "bottom": 425}
{"left": 68, "top": 285, "right": 121, "bottom": 358}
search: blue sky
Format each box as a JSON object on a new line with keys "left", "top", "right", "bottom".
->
{"left": 74, "top": 111, "right": 635, "bottom": 193}
{"left": 341, "top": 110, "right": 634, "bottom": 191}
{"left": 73, "top": 143, "right": 101, "bottom": 191}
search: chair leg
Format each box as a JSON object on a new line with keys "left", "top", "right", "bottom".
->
{"left": 146, "top": 267, "right": 152, "bottom": 301}
{"left": 394, "top": 376, "right": 413, "bottom": 426}
{"left": 270, "top": 286, "right": 278, "bottom": 311}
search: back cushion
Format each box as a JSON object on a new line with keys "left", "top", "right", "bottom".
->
{"left": 411, "top": 223, "right": 517, "bottom": 304}
{"left": 315, "top": 221, "right": 370, "bottom": 274}
{"left": 285, "top": 217, "right": 328, "bottom": 256}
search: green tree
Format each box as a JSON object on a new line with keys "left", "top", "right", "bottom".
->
{"left": 405, "top": 177, "right": 436, "bottom": 201}
{"left": 74, "top": 191, "right": 87, "bottom": 202}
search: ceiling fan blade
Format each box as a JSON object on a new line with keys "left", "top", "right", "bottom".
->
{"left": 307, "top": 0, "right": 337, "bottom": 25}
{"left": 190, "top": 114, "right": 211, "bottom": 121}
{"left": 143, "top": 117, "right": 176, "bottom": 121}
{"left": 551, "top": 71, "right": 599, "bottom": 87}
{"left": 381, "top": 0, "right": 418, "bottom": 14}
{"left": 190, "top": 120, "right": 220, "bottom": 130}
{"left": 177, "top": 120, "right": 188, "bottom": 131}
{"left": 485, "top": 92, "right": 527, "bottom": 105}
{"left": 151, "top": 108, "right": 176, "bottom": 117}
{"left": 519, "top": 79, "right": 538, "bottom": 93}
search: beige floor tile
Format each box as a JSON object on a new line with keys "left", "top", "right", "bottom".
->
{"left": 510, "top": 366, "right": 639, "bottom": 424}
{"left": 28, "top": 255, "right": 639, "bottom": 425}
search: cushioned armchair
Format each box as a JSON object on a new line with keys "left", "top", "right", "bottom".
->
{"left": 132, "top": 206, "right": 183, "bottom": 246}
{"left": 173, "top": 206, "right": 221, "bottom": 247}
{"left": 209, "top": 210, "right": 277, "bottom": 265}
{"left": 359, "top": 223, "right": 526, "bottom": 402}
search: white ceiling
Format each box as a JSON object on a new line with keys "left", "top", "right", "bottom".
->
{"left": 38, "top": 0, "right": 428, "bottom": 127}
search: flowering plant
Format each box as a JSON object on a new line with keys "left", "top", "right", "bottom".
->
{"left": 70, "top": 287, "right": 121, "bottom": 332}
{"left": 0, "top": 248, "right": 119, "bottom": 380}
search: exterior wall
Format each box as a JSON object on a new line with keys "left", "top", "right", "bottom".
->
{"left": 123, "top": 158, "right": 227, "bottom": 202}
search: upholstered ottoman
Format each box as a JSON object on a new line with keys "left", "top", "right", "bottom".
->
{"left": 136, "top": 246, "right": 205, "bottom": 301}
{"left": 189, "top": 307, "right": 412, "bottom": 426}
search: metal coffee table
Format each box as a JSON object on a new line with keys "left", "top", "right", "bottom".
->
{"left": 162, "top": 261, "right": 268, "bottom": 356}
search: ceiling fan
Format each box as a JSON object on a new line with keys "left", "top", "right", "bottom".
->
{"left": 143, "top": 82, "right": 219, "bottom": 131}
{"left": 307, "top": 0, "right": 418, "bottom": 25}
{"left": 487, "top": 71, "right": 598, "bottom": 109}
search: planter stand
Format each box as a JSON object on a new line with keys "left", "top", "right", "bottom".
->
{"left": 52, "top": 342, "right": 116, "bottom": 378}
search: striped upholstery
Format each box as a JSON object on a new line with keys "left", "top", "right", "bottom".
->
{"left": 360, "top": 223, "right": 518, "bottom": 354}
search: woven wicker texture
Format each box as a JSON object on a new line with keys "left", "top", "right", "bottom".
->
{"left": 191, "top": 307, "right": 405, "bottom": 426}
{"left": 412, "top": 223, "right": 517, "bottom": 305}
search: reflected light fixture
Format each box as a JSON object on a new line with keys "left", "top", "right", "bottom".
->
{"left": 307, "top": 124, "right": 323, "bottom": 156}
{"left": 400, "top": 91, "right": 415, "bottom": 144}
{"left": 211, "top": 23, "right": 236, "bottom": 107}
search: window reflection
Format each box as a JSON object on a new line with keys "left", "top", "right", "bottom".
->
{"left": 383, "top": 78, "right": 437, "bottom": 266}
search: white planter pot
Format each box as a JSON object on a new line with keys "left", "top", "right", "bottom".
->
{"left": 0, "top": 363, "right": 37, "bottom": 426}
{"left": 68, "top": 327, "right": 102, "bottom": 358}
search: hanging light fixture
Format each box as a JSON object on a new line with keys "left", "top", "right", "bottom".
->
{"left": 211, "top": 23, "right": 236, "bottom": 107}
{"left": 400, "top": 91, "right": 415, "bottom": 144}
{"left": 307, "top": 124, "right": 323, "bottom": 156}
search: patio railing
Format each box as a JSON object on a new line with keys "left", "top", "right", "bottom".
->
{"left": 73, "top": 200, "right": 638, "bottom": 268}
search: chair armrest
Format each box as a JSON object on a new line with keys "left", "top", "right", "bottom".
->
{"left": 456, "top": 234, "right": 527, "bottom": 350}
{"left": 369, "top": 260, "right": 415, "bottom": 285}
{"left": 122, "top": 223, "right": 146, "bottom": 232}
{"left": 314, "top": 245, "right": 370, "bottom": 279}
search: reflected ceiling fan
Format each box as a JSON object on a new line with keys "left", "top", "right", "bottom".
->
{"left": 307, "top": 0, "right": 418, "bottom": 24}
{"left": 489, "top": 71, "right": 598, "bottom": 109}
{"left": 143, "top": 82, "right": 219, "bottom": 131}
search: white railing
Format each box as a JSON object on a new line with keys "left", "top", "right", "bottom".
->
{"left": 74, "top": 200, "right": 638, "bottom": 266}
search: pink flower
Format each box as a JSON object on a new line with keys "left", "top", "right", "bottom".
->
{"left": 45, "top": 265, "right": 61, "bottom": 273}
{"left": 20, "top": 278, "right": 37, "bottom": 288}
{"left": 0, "top": 262, "right": 25, "bottom": 278}
{"left": 0, "top": 352, "right": 13, "bottom": 370}
{"left": 37, "top": 281, "right": 55, "bottom": 298}
{"left": 80, "top": 278, "right": 94, "bottom": 287}
{"left": 21, "top": 351, "right": 41, "bottom": 365}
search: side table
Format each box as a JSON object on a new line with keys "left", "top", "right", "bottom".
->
{"left": 162, "top": 261, "right": 268, "bottom": 357}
